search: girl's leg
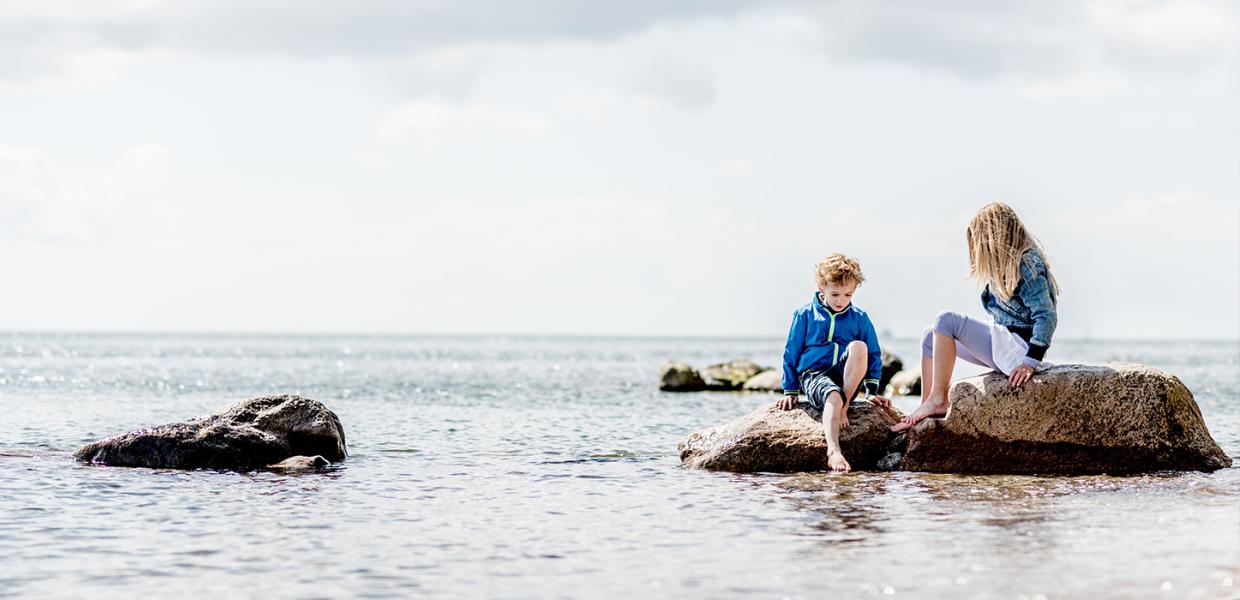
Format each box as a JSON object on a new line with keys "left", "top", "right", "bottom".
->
{"left": 920, "top": 328, "right": 934, "bottom": 403}
{"left": 895, "top": 311, "right": 998, "bottom": 432}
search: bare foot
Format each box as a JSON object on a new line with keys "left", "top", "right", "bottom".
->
{"left": 890, "top": 398, "right": 948, "bottom": 432}
{"left": 827, "top": 449, "right": 851, "bottom": 473}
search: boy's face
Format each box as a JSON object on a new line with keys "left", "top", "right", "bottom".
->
{"left": 817, "top": 280, "right": 858, "bottom": 312}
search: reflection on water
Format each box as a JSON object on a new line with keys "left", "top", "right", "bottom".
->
{"left": 0, "top": 333, "right": 1236, "bottom": 599}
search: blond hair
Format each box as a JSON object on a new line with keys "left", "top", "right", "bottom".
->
{"left": 815, "top": 253, "right": 865, "bottom": 287}
{"left": 966, "top": 202, "right": 1059, "bottom": 299}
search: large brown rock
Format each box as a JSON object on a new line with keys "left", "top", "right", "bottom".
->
{"left": 75, "top": 395, "right": 347, "bottom": 470}
{"left": 659, "top": 362, "right": 706, "bottom": 391}
{"left": 897, "top": 363, "right": 1232, "bottom": 474}
{"left": 679, "top": 400, "right": 904, "bottom": 472}
{"left": 702, "top": 359, "right": 767, "bottom": 390}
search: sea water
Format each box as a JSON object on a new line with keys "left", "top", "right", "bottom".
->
{"left": 0, "top": 333, "right": 1237, "bottom": 599}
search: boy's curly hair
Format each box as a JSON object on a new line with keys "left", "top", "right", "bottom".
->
{"left": 815, "top": 253, "right": 865, "bottom": 287}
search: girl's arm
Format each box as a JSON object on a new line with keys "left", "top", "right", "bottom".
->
{"left": 781, "top": 309, "right": 807, "bottom": 395}
{"left": 1019, "top": 254, "right": 1058, "bottom": 365}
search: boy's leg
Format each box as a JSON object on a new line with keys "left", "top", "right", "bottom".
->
{"left": 821, "top": 390, "right": 850, "bottom": 473}
{"left": 834, "top": 340, "right": 868, "bottom": 428}
{"left": 841, "top": 340, "right": 867, "bottom": 403}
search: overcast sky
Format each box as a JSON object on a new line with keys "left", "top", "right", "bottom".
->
{"left": 1, "top": 1, "right": 1237, "bottom": 339}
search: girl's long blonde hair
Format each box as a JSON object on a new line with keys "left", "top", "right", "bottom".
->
{"left": 966, "top": 202, "right": 1059, "bottom": 299}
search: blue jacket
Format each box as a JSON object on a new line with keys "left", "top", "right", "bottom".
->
{"left": 782, "top": 293, "right": 882, "bottom": 396}
{"left": 981, "top": 247, "right": 1058, "bottom": 361}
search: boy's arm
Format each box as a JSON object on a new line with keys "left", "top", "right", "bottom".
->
{"left": 862, "top": 313, "right": 882, "bottom": 396}
{"left": 781, "top": 309, "right": 807, "bottom": 395}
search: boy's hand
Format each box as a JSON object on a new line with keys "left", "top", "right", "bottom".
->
{"left": 776, "top": 395, "right": 798, "bottom": 410}
{"left": 868, "top": 395, "right": 893, "bottom": 409}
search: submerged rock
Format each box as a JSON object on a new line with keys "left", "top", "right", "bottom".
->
{"left": 267, "top": 455, "right": 331, "bottom": 471}
{"left": 898, "top": 363, "right": 1232, "bottom": 474}
{"left": 75, "top": 394, "right": 347, "bottom": 470}
{"left": 887, "top": 368, "right": 922, "bottom": 397}
{"left": 679, "top": 400, "right": 904, "bottom": 472}
{"left": 659, "top": 362, "right": 706, "bottom": 392}
{"left": 702, "top": 359, "right": 766, "bottom": 390}
{"left": 741, "top": 369, "right": 782, "bottom": 392}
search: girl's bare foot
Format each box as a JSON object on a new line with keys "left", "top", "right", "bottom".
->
{"left": 827, "top": 449, "right": 851, "bottom": 473}
{"left": 890, "top": 397, "right": 948, "bottom": 432}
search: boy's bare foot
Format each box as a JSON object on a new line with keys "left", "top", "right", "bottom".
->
{"left": 827, "top": 449, "right": 851, "bottom": 473}
{"left": 890, "top": 398, "right": 948, "bottom": 432}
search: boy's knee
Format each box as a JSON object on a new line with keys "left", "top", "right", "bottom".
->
{"left": 847, "top": 340, "right": 867, "bottom": 356}
{"left": 824, "top": 390, "right": 843, "bottom": 408}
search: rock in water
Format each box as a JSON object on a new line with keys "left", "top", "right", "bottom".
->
{"left": 702, "top": 359, "right": 766, "bottom": 390}
{"left": 659, "top": 362, "right": 706, "bottom": 391}
{"left": 899, "top": 363, "right": 1232, "bottom": 474}
{"left": 741, "top": 369, "right": 782, "bottom": 392}
{"left": 75, "top": 394, "right": 347, "bottom": 470}
{"left": 880, "top": 349, "right": 903, "bottom": 392}
{"left": 887, "top": 368, "right": 922, "bottom": 396}
{"left": 267, "top": 455, "right": 331, "bottom": 471}
{"left": 679, "top": 400, "right": 903, "bottom": 472}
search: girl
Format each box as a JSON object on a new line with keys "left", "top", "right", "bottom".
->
{"left": 892, "top": 202, "right": 1059, "bottom": 433}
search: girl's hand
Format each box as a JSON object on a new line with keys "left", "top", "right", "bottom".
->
{"left": 1009, "top": 363, "right": 1035, "bottom": 387}
{"left": 776, "top": 395, "right": 798, "bottom": 410}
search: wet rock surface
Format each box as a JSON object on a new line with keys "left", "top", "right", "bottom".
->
{"left": 75, "top": 394, "right": 347, "bottom": 470}
{"left": 678, "top": 400, "right": 904, "bottom": 472}
{"left": 659, "top": 362, "right": 706, "bottom": 391}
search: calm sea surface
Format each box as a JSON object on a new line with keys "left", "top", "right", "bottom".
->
{"left": 0, "top": 333, "right": 1237, "bottom": 599}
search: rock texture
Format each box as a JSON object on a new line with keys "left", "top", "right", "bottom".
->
{"left": 897, "top": 363, "right": 1232, "bottom": 474}
{"left": 659, "top": 362, "right": 706, "bottom": 391}
{"left": 702, "top": 359, "right": 766, "bottom": 390}
{"left": 879, "top": 349, "right": 903, "bottom": 393}
{"left": 887, "top": 368, "right": 922, "bottom": 397}
{"left": 75, "top": 395, "right": 347, "bottom": 470}
{"left": 742, "top": 369, "right": 781, "bottom": 392}
{"left": 679, "top": 400, "right": 904, "bottom": 472}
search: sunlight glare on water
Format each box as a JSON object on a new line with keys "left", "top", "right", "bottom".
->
{"left": 0, "top": 333, "right": 1237, "bottom": 599}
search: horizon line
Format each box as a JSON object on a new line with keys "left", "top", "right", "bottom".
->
{"left": 0, "top": 328, "right": 1237, "bottom": 344}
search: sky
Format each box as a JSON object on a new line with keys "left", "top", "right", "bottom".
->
{"left": 0, "top": 0, "right": 1237, "bottom": 339}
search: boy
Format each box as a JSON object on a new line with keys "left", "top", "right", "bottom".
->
{"left": 777, "top": 253, "right": 890, "bottom": 473}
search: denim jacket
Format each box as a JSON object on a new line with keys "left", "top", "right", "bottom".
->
{"left": 781, "top": 294, "right": 883, "bottom": 396}
{"left": 981, "top": 247, "right": 1058, "bottom": 361}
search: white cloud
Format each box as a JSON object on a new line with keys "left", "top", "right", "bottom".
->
{"left": 787, "top": 0, "right": 1237, "bottom": 91}
{"left": 0, "top": 143, "right": 170, "bottom": 242}
{"left": 375, "top": 100, "right": 549, "bottom": 146}
{"left": 625, "top": 54, "right": 717, "bottom": 111}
